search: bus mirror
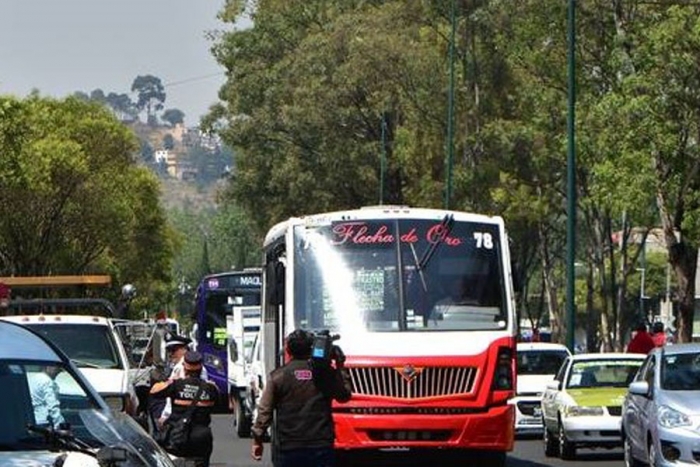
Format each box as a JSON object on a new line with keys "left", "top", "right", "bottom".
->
{"left": 511, "top": 261, "right": 523, "bottom": 294}
{"left": 266, "top": 260, "right": 286, "bottom": 306}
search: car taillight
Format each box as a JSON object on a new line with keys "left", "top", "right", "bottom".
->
{"left": 492, "top": 346, "right": 514, "bottom": 390}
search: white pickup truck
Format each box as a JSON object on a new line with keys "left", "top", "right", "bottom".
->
{"left": 0, "top": 314, "right": 138, "bottom": 416}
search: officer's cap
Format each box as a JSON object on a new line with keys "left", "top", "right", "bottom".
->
{"left": 165, "top": 334, "right": 192, "bottom": 350}
{"left": 184, "top": 350, "right": 203, "bottom": 371}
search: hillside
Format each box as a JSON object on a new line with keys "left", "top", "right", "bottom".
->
{"left": 159, "top": 177, "right": 225, "bottom": 212}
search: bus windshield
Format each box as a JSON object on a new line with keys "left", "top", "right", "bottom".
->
{"left": 203, "top": 289, "right": 261, "bottom": 349}
{"left": 292, "top": 218, "right": 508, "bottom": 333}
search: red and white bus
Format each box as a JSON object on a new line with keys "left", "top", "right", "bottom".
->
{"left": 260, "top": 206, "right": 516, "bottom": 465}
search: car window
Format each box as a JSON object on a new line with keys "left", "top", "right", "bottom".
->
{"left": 643, "top": 356, "right": 656, "bottom": 386}
{"left": 26, "top": 324, "right": 123, "bottom": 370}
{"left": 662, "top": 352, "right": 700, "bottom": 390}
{"left": 517, "top": 350, "right": 569, "bottom": 375}
{"left": 634, "top": 355, "right": 653, "bottom": 383}
{"left": 554, "top": 357, "right": 569, "bottom": 382}
{"left": 567, "top": 359, "right": 642, "bottom": 388}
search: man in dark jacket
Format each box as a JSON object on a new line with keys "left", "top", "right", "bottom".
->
{"left": 251, "top": 329, "right": 352, "bottom": 467}
{"left": 150, "top": 350, "right": 218, "bottom": 467}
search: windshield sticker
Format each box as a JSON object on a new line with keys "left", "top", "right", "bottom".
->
{"left": 354, "top": 270, "right": 385, "bottom": 311}
{"left": 208, "top": 278, "right": 219, "bottom": 289}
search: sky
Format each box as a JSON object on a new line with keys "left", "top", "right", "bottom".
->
{"left": 0, "top": 0, "right": 245, "bottom": 126}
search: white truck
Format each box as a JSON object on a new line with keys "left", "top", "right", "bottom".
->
{"left": 227, "top": 302, "right": 261, "bottom": 438}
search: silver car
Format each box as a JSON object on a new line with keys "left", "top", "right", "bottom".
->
{"left": 622, "top": 343, "right": 700, "bottom": 467}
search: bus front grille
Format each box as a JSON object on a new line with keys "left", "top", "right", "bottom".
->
{"left": 348, "top": 366, "right": 477, "bottom": 398}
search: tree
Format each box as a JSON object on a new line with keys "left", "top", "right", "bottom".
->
{"left": 0, "top": 95, "right": 175, "bottom": 310}
{"left": 131, "top": 75, "right": 166, "bottom": 126}
{"left": 162, "top": 108, "right": 185, "bottom": 127}
{"left": 163, "top": 133, "right": 175, "bottom": 151}
{"left": 105, "top": 92, "right": 137, "bottom": 122}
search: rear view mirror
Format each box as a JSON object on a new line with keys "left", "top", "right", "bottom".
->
{"left": 628, "top": 381, "right": 650, "bottom": 397}
{"left": 546, "top": 380, "right": 561, "bottom": 391}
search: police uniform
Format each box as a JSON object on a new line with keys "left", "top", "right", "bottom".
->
{"left": 251, "top": 332, "right": 352, "bottom": 467}
{"left": 151, "top": 351, "right": 218, "bottom": 467}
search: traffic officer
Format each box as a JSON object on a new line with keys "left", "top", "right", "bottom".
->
{"left": 150, "top": 350, "right": 218, "bottom": 467}
{"left": 251, "top": 329, "right": 352, "bottom": 467}
{"left": 149, "top": 335, "right": 209, "bottom": 431}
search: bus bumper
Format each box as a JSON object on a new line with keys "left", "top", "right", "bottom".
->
{"left": 333, "top": 404, "right": 514, "bottom": 451}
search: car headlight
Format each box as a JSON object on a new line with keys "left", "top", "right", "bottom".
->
{"left": 658, "top": 405, "right": 692, "bottom": 428}
{"left": 103, "top": 394, "right": 128, "bottom": 412}
{"left": 564, "top": 406, "right": 605, "bottom": 417}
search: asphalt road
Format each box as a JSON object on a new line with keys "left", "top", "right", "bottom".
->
{"left": 207, "top": 415, "right": 624, "bottom": 467}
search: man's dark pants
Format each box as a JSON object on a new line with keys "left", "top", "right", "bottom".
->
{"left": 275, "top": 447, "right": 335, "bottom": 467}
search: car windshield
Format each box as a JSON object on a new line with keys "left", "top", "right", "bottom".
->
{"left": 25, "top": 324, "right": 123, "bottom": 370}
{"left": 567, "top": 359, "right": 642, "bottom": 388}
{"left": 517, "top": 350, "right": 569, "bottom": 375}
{"left": 0, "top": 359, "right": 101, "bottom": 449}
{"left": 292, "top": 218, "right": 508, "bottom": 333}
{"left": 0, "top": 359, "right": 173, "bottom": 466}
{"left": 662, "top": 352, "right": 700, "bottom": 390}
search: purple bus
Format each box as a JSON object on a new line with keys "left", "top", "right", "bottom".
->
{"left": 192, "top": 269, "right": 261, "bottom": 406}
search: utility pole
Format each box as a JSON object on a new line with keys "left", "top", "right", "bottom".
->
{"left": 565, "top": 0, "right": 577, "bottom": 352}
{"left": 444, "top": 0, "right": 456, "bottom": 210}
{"left": 380, "top": 114, "right": 387, "bottom": 205}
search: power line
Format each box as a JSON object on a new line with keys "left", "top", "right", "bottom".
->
{"left": 162, "top": 72, "right": 225, "bottom": 88}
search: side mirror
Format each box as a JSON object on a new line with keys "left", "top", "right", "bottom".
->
{"left": 96, "top": 446, "right": 128, "bottom": 464}
{"left": 628, "top": 380, "right": 650, "bottom": 397}
{"left": 546, "top": 380, "right": 561, "bottom": 391}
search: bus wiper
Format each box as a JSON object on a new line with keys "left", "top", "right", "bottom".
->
{"left": 417, "top": 214, "right": 455, "bottom": 270}
{"left": 26, "top": 423, "right": 95, "bottom": 457}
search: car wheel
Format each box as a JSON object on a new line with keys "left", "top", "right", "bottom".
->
{"left": 623, "top": 434, "right": 642, "bottom": 467}
{"left": 559, "top": 420, "right": 576, "bottom": 460}
{"left": 544, "top": 427, "right": 558, "bottom": 457}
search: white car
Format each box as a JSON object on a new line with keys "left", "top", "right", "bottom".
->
{"left": 0, "top": 314, "right": 138, "bottom": 415}
{"left": 541, "top": 352, "right": 645, "bottom": 459}
{"left": 510, "top": 342, "right": 570, "bottom": 434}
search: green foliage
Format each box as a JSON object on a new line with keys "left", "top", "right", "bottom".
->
{"left": 0, "top": 95, "right": 174, "bottom": 310}
{"left": 162, "top": 108, "right": 185, "bottom": 127}
{"left": 131, "top": 75, "right": 166, "bottom": 126}
{"left": 167, "top": 203, "right": 260, "bottom": 292}
{"left": 209, "top": 0, "right": 700, "bottom": 343}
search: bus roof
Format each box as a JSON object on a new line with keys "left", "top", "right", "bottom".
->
{"left": 263, "top": 206, "right": 505, "bottom": 247}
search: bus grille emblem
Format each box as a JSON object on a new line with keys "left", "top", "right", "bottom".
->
{"left": 396, "top": 364, "right": 423, "bottom": 383}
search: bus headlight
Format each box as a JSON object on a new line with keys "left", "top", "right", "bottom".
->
{"left": 204, "top": 353, "right": 225, "bottom": 372}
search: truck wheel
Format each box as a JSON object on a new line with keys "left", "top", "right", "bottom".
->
{"left": 233, "top": 397, "right": 252, "bottom": 438}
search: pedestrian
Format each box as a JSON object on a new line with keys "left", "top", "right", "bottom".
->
{"left": 627, "top": 322, "right": 656, "bottom": 354}
{"left": 251, "top": 329, "right": 352, "bottom": 467}
{"left": 27, "top": 365, "right": 64, "bottom": 428}
{"left": 150, "top": 350, "right": 218, "bottom": 467}
{"left": 651, "top": 321, "right": 667, "bottom": 347}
